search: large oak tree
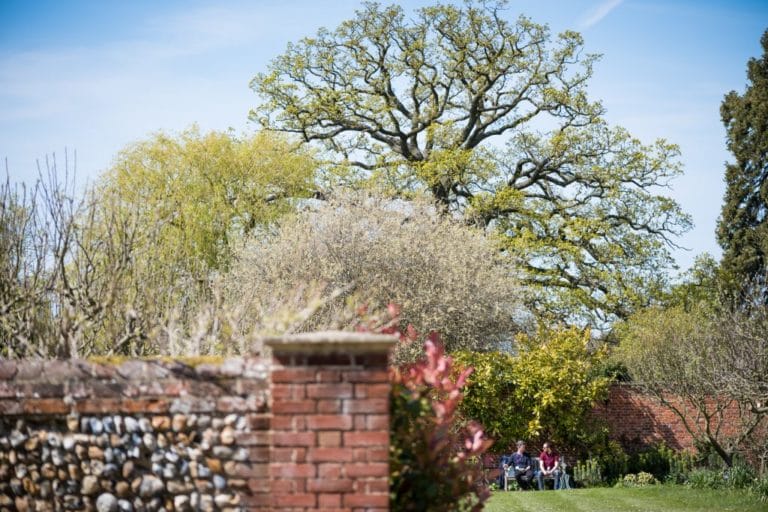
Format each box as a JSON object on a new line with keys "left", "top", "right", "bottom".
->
{"left": 251, "top": 1, "right": 690, "bottom": 327}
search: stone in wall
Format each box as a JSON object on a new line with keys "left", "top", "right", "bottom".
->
{"left": 0, "top": 413, "right": 251, "bottom": 512}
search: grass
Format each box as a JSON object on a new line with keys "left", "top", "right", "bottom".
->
{"left": 485, "top": 485, "right": 766, "bottom": 512}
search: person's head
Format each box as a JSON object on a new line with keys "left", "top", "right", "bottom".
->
{"left": 516, "top": 440, "right": 526, "bottom": 452}
{"left": 543, "top": 442, "right": 553, "bottom": 454}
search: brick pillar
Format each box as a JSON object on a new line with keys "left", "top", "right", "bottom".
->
{"left": 264, "top": 331, "right": 396, "bottom": 512}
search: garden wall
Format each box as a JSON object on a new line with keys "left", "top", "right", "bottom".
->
{"left": 0, "top": 331, "right": 395, "bottom": 512}
{"left": 483, "top": 384, "right": 768, "bottom": 483}
{"left": 593, "top": 384, "right": 767, "bottom": 453}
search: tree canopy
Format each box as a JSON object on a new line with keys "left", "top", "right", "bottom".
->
{"left": 225, "top": 192, "right": 525, "bottom": 361}
{"left": 251, "top": 1, "right": 690, "bottom": 327}
{"left": 717, "top": 29, "right": 768, "bottom": 293}
{"left": 0, "top": 128, "right": 319, "bottom": 358}
{"left": 98, "top": 127, "right": 317, "bottom": 273}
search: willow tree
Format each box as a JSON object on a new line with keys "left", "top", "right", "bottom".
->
{"left": 80, "top": 127, "right": 318, "bottom": 355}
{"left": 251, "top": 1, "right": 689, "bottom": 326}
{"left": 98, "top": 127, "right": 317, "bottom": 273}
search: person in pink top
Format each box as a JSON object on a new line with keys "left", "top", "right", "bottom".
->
{"left": 536, "top": 441, "right": 561, "bottom": 490}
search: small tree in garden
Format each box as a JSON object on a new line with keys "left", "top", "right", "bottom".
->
{"left": 455, "top": 327, "right": 611, "bottom": 453}
{"left": 390, "top": 334, "right": 492, "bottom": 511}
{"left": 615, "top": 303, "right": 765, "bottom": 468}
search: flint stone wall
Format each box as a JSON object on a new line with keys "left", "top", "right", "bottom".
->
{"left": 0, "top": 332, "right": 396, "bottom": 512}
{"left": 0, "top": 357, "right": 270, "bottom": 512}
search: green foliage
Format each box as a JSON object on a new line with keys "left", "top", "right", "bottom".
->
{"left": 574, "top": 458, "right": 603, "bottom": 487}
{"left": 685, "top": 455, "right": 756, "bottom": 491}
{"left": 664, "top": 253, "right": 721, "bottom": 310}
{"left": 515, "top": 329, "right": 612, "bottom": 447}
{"left": 252, "top": 0, "right": 691, "bottom": 328}
{"left": 98, "top": 126, "right": 316, "bottom": 273}
{"left": 666, "top": 451, "right": 697, "bottom": 484}
{"left": 617, "top": 472, "right": 658, "bottom": 487}
{"left": 486, "top": 485, "right": 768, "bottom": 512}
{"left": 591, "top": 440, "right": 630, "bottom": 484}
{"left": 575, "top": 443, "right": 695, "bottom": 487}
{"left": 726, "top": 463, "right": 756, "bottom": 490}
{"left": 0, "top": 129, "right": 317, "bottom": 358}
{"left": 450, "top": 351, "right": 520, "bottom": 451}
{"left": 717, "top": 29, "right": 768, "bottom": 291}
{"left": 751, "top": 474, "right": 768, "bottom": 502}
{"left": 390, "top": 335, "right": 491, "bottom": 511}
{"left": 687, "top": 469, "right": 726, "bottom": 490}
{"left": 80, "top": 127, "right": 318, "bottom": 354}
{"left": 454, "top": 327, "right": 611, "bottom": 452}
{"left": 627, "top": 444, "right": 695, "bottom": 484}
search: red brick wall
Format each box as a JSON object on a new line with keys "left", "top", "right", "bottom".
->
{"left": 481, "top": 384, "right": 768, "bottom": 482}
{"left": 593, "top": 384, "right": 767, "bottom": 454}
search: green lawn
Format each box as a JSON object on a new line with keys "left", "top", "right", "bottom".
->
{"left": 485, "top": 486, "right": 766, "bottom": 512}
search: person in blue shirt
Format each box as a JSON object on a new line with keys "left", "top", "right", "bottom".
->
{"left": 507, "top": 440, "right": 535, "bottom": 490}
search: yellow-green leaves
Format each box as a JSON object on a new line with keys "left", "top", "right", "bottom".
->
{"left": 251, "top": 1, "right": 691, "bottom": 329}
{"left": 455, "top": 327, "right": 611, "bottom": 451}
{"left": 73, "top": 127, "right": 318, "bottom": 354}
{"left": 101, "top": 127, "right": 316, "bottom": 273}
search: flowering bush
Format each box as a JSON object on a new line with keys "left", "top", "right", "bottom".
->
{"left": 388, "top": 326, "right": 492, "bottom": 511}
{"left": 227, "top": 192, "right": 525, "bottom": 362}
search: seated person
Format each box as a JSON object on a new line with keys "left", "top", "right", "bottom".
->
{"left": 508, "top": 440, "right": 534, "bottom": 490}
{"left": 536, "top": 441, "right": 561, "bottom": 490}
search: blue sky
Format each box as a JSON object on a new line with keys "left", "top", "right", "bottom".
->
{"left": 1, "top": 0, "right": 767, "bottom": 273}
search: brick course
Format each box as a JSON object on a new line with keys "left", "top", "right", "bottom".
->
{"left": 0, "top": 356, "right": 271, "bottom": 511}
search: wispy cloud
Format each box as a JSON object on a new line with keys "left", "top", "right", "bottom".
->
{"left": 579, "top": 0, "right": 624, "bottom": 30}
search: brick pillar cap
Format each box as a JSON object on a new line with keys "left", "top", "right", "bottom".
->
{"left": 262, "top": 330, "right": 397, "bottom": 354}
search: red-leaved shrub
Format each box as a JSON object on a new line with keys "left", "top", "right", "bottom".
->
{"left": 388, "top": 325, "right": 492, "bottom": 510}
{"left": 355, "top": 303, "right": 492, "bottom": 510}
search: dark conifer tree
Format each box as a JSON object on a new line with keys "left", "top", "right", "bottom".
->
{"left": 717, "top": 29, "right": 768, "bottom": 294}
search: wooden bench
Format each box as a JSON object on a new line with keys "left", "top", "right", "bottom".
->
{"left": 504, "top": 456, "right": 571, "bottom": 490}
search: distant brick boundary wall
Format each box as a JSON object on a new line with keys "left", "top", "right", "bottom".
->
{"left": 482, "top": 384, "right": 768, "bottom": 483}
{"left": 0, "top": 331, "right": 395, "bottom": 512}
{"left": 593, "top": 384, "right": 767, "bottom": 454}
{"left": 593, "top": 384, "right": 695, "bottom": 451}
